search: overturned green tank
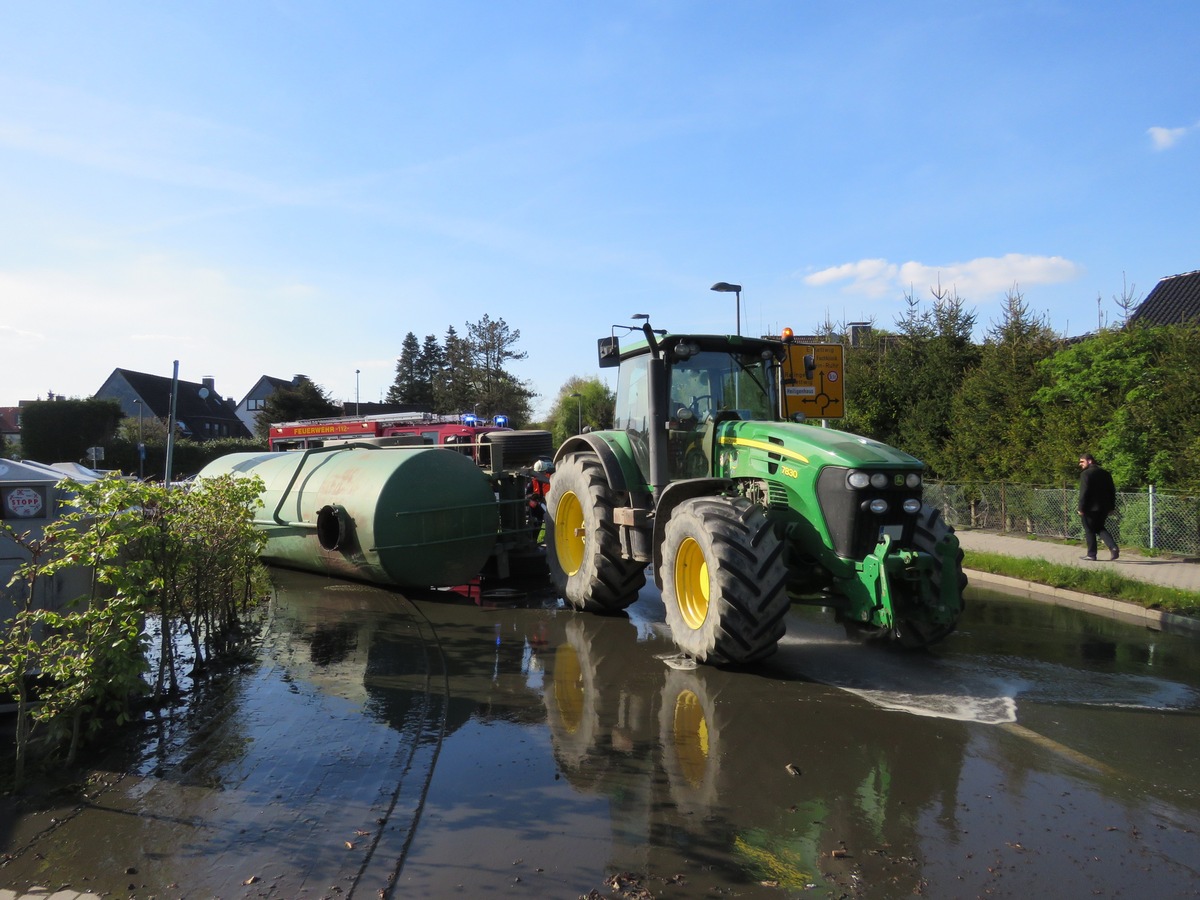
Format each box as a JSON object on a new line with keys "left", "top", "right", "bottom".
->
{"left": 199, "top": 445, "right": 499, "bottom": 587}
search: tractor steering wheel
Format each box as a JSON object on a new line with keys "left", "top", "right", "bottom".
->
{"left": 689, "top": 394, "right": 716, "bottom": 419}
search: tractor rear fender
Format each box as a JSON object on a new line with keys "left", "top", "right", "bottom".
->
{"left": 650, "top": 478, "right": 734, "bottom": 589}
{"left": 555, "top": 433, "right": 652, "bottom": 509}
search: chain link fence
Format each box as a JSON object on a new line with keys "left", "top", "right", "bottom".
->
{"left": 924, "top": 481, "right": 1200, "bottom": 557}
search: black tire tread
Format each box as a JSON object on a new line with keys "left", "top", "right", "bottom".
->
{"left": 546, "top": 453, "right": 646, "bottom": 612}
{"left": 897, "top": 503, "right": 967, "bottom": 648}
{"left": 661, "top": 496, "right": 789, "bottom": 665}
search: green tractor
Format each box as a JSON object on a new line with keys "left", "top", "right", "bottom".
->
{"left": 546, "top": 319, "right": 965, "bottom": 665}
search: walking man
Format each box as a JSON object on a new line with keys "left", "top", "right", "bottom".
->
{"left": 1078, "top": 453, "right": 1119, "bottom": 561}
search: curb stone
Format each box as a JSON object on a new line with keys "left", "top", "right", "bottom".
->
{"left": 965, "top": 568, "right": 1200, "bottom": 635}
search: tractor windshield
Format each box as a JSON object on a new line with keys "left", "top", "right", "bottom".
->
{"left": 669, "top": 350, "right": 775, "bottom": 422}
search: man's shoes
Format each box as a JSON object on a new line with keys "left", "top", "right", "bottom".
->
{"left": 1080, "top": 555, "right": 1097, "bottom": 561}
{"left": 1110, "top": 549, "right": 1120, "bottom": 560}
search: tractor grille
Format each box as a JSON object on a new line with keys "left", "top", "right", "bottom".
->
{"left": 816, "top": 466, "right": 922, "bottom": 558}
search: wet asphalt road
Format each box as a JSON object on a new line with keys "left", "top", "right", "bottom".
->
{"left": 2, "top": 569, "right": 1199, "bottom": 899}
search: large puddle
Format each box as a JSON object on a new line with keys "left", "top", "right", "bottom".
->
{"left": 767, "top": 596, "right": 1200, "bottom": 726}
{"left": 3, "top": 573, "right": 1199, "bottom": 897}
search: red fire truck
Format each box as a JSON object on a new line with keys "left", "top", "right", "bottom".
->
{"left": 267, "top": 411, "right": 554, "bottom": 472}
{"left": 269, "top": 411, "right": 505, "bottom": 450}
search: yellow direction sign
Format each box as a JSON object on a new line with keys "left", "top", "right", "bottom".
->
{"left": 781, "top": 343, "right": 845, "bottom": 420}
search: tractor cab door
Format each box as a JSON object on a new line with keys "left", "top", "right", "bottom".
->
{"left": 613, "top": 353, "right": 655, "bottom": 486}
{"left": 666, "top": 365, "right": 712, "bottom": 478}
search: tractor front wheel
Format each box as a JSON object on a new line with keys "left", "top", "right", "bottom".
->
{"left": 546, "top": 452, "right": 646, "bottom": 613}
{"left": 659, "top": 496, "right": 789, "bottom": 665}
{"left": 895, "top": 503, "right": 967, "bottom": 648}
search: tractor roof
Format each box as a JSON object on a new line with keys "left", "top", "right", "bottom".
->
{"left": 616, "top": 331, "right": 783, "bottom": 361}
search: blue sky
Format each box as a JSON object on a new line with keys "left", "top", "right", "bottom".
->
{"left": 2, "top": 2, "right": 1197, "bottom": 419}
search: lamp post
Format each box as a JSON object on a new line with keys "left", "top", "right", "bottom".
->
{"left": 355, "top": 369, "right": 361, "bottom": 416}
{"left": 710, "top": 282, "right": 742, "bottom": 336}
{"left": 134, "top": 399, "right": 144, "bottom": 480}
{"left": 569, "top": 392, "right": 583, "bottom": 434}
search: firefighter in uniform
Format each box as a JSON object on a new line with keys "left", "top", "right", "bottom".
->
{"left": 526, "top": 457, "right": 554, "bottom": 536}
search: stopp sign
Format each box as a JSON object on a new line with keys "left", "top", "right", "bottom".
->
{"left": 5, "top": 487, "right": 44, "bottom": 518}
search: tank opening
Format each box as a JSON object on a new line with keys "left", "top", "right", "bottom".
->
{"left": 316, "top": 505, "right": 349, "bottom": 551}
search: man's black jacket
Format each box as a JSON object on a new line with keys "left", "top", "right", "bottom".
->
{"left": 1079, "top": 464, "right": 1116, "bottom": 515}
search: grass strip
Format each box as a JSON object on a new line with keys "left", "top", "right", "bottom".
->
{"left": 963, "top": 550, "right": 1200, "bottom": 617}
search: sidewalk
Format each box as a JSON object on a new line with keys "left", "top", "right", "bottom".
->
{"left": 955, "top": 529, "right": 1200, "bottom": 593}
{"left": 956, "top": 528, "right": 1200, "bottom": 634}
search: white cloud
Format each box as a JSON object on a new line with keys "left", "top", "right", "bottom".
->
{"left": 0, "top": 255, "right": 328, "bottom": 404}
{"left": 129, "top": 333, "right": 187, "bottom": 343}
{"left": 803, "top": 254, "right": 1083, "bottom": 301}
{"left": 804, "top": 259, "right": 898, "bottom": 294}
{"left": 0, "top": 323, "right": 46, "bottom": 342}
{"left": 0, "top": 78, "right": 348, "bottom": 210}
{"left": 1148, "top": 121, "right": 1200, "bottom": 150}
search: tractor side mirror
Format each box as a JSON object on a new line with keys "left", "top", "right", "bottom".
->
{"left": 598, "top": 336, "right": 620, "bottom": 368}
{"left": 804, "top": 353, "right": 816, "bottom": 380}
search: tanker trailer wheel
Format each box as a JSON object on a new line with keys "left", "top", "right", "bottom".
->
{"left": 659, "top": 496, "right": 789, "bottom": 665}
{"left": 894, "top": 503, "right": 967, "bottom": 649}
{"left": 546, "top": 452, "right": 646, "bottom": 613}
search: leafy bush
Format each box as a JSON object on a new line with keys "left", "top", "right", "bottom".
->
{"left": 1, "top": 472, "right": 267, "bottom": 785}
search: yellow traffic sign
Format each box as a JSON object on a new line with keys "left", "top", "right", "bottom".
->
{"left": 781, "top": 343, "right": 844, "bottom": 420}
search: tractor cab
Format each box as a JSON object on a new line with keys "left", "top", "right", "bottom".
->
{"left": 600, "top": 327, "right": 792, "bottom": 488}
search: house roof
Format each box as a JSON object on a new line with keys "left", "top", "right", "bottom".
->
{"left": 238, "top": 374, "right": 303, "bottom": 405}
{"left": 1129, "top": 270, "right": 1200, "bottom": 326}
{"left": 97, "top": 369, "right": 252, "bottom": 439}
{"left": 0, "top": 407, "right": 19, "bottom": 435}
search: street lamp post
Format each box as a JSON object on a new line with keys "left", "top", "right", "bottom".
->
{"left": 569, "top": 392, "right": 583, "bottom": 434}
{"left": 355, "top": 369, "right": 361, "bottom": 416}
{"left": 134, "top": 399, "right": 144, "bottom": 480}
{"left": 710, "top": 282, "right": 742, "bottom": 336}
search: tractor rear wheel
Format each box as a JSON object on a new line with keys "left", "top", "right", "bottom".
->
{"left": 659, "top": 496, "right": 789, "bottom": 665}
{"left": 546, "top": 452, "right": 646, "bottom": 612}
{"left": 895, "top": 503, "right": 967, "bottom": 648}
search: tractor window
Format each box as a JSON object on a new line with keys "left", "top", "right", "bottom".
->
{"left": 615, "top": 355, "right": 651, "bottom": 431}
{"left": 615, "top": 354, "right": 653, "bottom": 482}
{"left": 670, "top": 351, "right": 774, "bottom": 421}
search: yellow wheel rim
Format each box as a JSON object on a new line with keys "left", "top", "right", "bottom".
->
{"left": 555, "top": 490, "right": 585, "bottom": 576}
{"left": 674, "top": 536, "right": 709, "bottom": 630}
{"left": 672, "top": 689, "right": 710, "bottom": 787}
{"left": 553, "top": 645, "right": 584, "bottom": 735}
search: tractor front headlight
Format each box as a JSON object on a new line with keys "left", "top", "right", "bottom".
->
{"left": 903, "top": 498, "right": 922, "bottom": 514}
{"left": 905, "top": 473, "right": 922, "bottom": 489}
{"left": 868, "top": 499, "right": 889, "bottom": 514}
{"left": 869, "top": 472, "right": 889, "bottom": 489}
{"left": 848, "top": 471, "right": 870, "bottom": 489}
